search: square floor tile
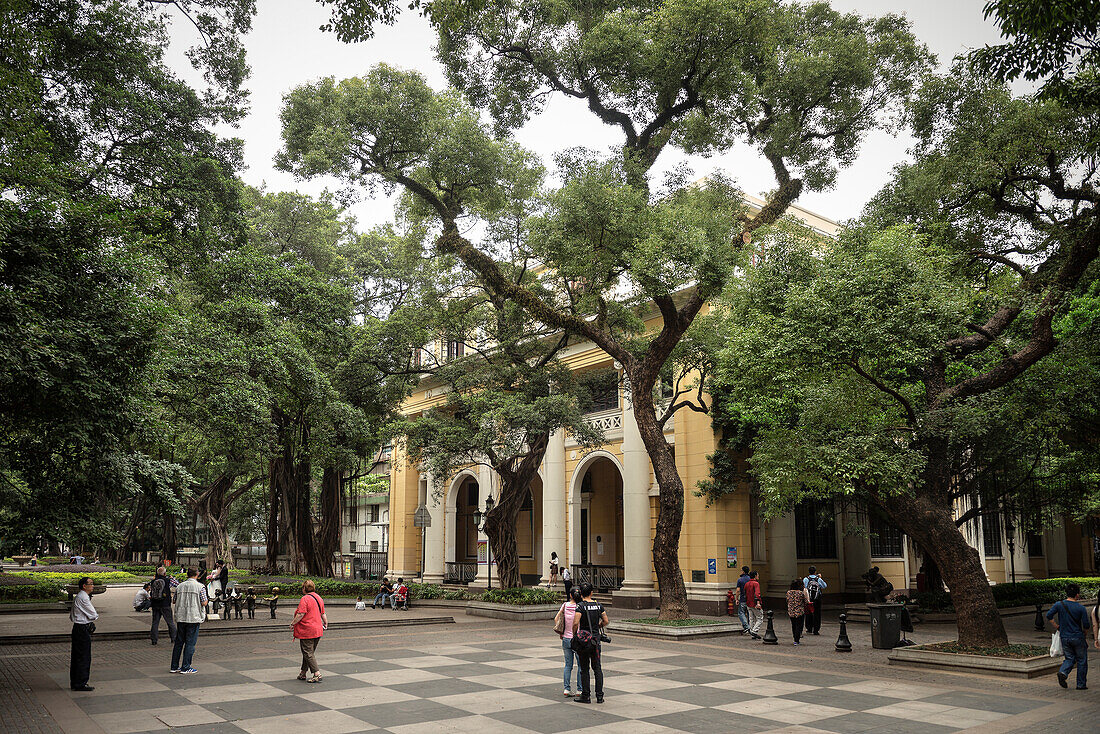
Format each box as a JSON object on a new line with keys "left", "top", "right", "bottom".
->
{"left": 573, "top": 719, "right": 682, "bottom": 733}
{"left": 488, "top": 657, "right": 567, "bottom": 672}
{"left": 89, "top": 711, "right": 169, "bottom": 734}
{"left": 595, "top": 648, "right": 682, "bottom": 660}
{"left": 176, "top": 682, "right": 287, "bottom": 704}
{"left": 74, "top": 678, "right": 170, "bottom": 697}
{"left": 644, "top": 668, "right": 735, "bottom": 685}
{"left": 264, "top": 675, "right": 366, "bottom": 693}
{"left": 921, "top": 691, "right": 1047, "bottom": 714}
{"left": 169, "top": 672, "right": 257, "bottom": 690}
{"left": 828, "top": 680, "right": 944, "bottom": 700}
{"left": 643, "top": 708, "right": 779, "bottom": 733}
{"left": 386, "top": 676, "right": 496, "bottom": 697}
{"left": 420, "top": 663, "right": 514, "bottom": 679}
{"left": 345, "top": 668, "right": 447, "bottom": 686}
{"left": 748, "top": 703, "right": 852, "bottom": 725}
{"left": 601, "top": 660, "right": 681, "bottom": 674}
{"left": 602, "top": 675, "right": 692, "bottom": 694}
{"left": 154, "top": 705, "right": 229, "bottom": 728}
{"left": 762, "top": 671, "right": 860, "bottom": 688}
{"left": 699, "top": 662, "right": 794, "bottom": 678}
{"left": 407, "top": 644, "right": 485, "bottom": 656}
{"left": 214, "top": 657, "right": 299, "bottom": 672}
{"left": 778, "top": 688, "right": 901, "bottom": 711}
{"left": 593, "top": 692, "right": 701, "bottom": 719}
{"left": 648, "top": 685, "right": 754, "bottom": 707}
{"left": 234, "top": 710, "right": 370, "bottom": 734}
{"left": 428, "top": 689, "right": 550, "bottom": 715}
{"left": 703, "top": 678, "right": 817, "bottom": 697}
{"left": 445, "top": 650, "right": 525, "bottom": 663}
{"left": 461, "top": 671, "right": 561, "bottom": 689}
{"left": 486, "top": 702, "right": 628, "bottom": 733}
{"left": 918, "top": 709, "right": 1011, "bottom": 728}
{"left": 387, "top": 713, "right": 532, "bottom": 733}
{"left": 863, "top": 701, "right": 958, "bottom": 722}
{"left": 298, "top": 685, "right": 417, "bottom": 709}
{"left": 342, "top": 699, "right": 471, "bottom": 728}
{"left": 77, "top": 691, "right": 193, "bottom": 716}
{"left": 202, "top": 694, "right": 328, "bottom": 721}
{"left": 319, "top": 660, "right": 394, "bottom": 675}
{"left": 811, "top": 712, "right": 916, "bottom": 733}
{"left": 395, "top": 655, "right": 467, "bottom": 668}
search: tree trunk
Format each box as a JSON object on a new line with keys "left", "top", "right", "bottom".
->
{"left": 162, "top": 513, "right": 178, "bottom": 563}
{"left": 265, "top": 463, "right": 280, "bottom": 570}
{"left": 315, "top": 466, "right": 343, "bottom": 578}
{"left": 879, "top": 488, "right": 1008, "bottom": 646}
{"left": 628, "top": 373, "right": 690, "bottom": 620}
{"left": 484, "top": 490, "right": 524, "bottom": 588}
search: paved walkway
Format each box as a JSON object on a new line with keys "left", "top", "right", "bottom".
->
{"left": 3, "top": 609, "right": 1096, "bottom": 734}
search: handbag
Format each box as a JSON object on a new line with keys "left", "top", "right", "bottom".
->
{"left": 553, "top": 604, "right": 566, "bottom": 635}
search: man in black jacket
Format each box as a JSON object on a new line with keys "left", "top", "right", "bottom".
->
{"left": 149, "top": 566, "right": 176, "bottom": 645}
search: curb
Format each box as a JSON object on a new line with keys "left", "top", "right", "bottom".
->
{"left": 0, "top": 616, "right": 455, "bottom": 645}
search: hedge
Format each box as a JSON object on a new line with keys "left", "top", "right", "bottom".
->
{"left": 9, "top": 571, "right": 142, "bottom": 585}
{"left": 0, "top": 580, "right": 65, "bottom": 603}
{"left": 914, "top": 577, "right": 1100, "bottom": 613}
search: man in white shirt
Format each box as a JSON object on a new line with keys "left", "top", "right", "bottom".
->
{"left": 171, "top": 568, "right": 208, "bottom": 674}
{"left": 70, "top": 577, "right": 98, "bottom": 691}
{"left": 133, "top": 583, "right": 151, "bottom": 612}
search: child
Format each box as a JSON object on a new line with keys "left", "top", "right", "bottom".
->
{"left": 392, "top": 579, "right": 409, "bottom": 611}
{"left": 354, "top": 595, "right": 366, "bottom": 611}
{"left": 245, "top": 587, "right": 257, "bottom": 619}
{"left": 212, "top": 588, "right": 224, "bottom": 619}
{"left": 232, "top": 587, "right": 243, "bottom": 619}
{"left": 266, "top": 587, "right": 279, "bottom": 619}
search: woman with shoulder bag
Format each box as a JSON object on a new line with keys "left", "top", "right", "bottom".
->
{"left": 555, "top": 587, "right": 583, "bottom": 697}
{"left": 290, "top": 580, "right": 328, "bottom": 683}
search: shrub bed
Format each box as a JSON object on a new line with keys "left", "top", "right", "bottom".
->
{"left": 625, "top": 617, "right": 729, "bottom": 627}
{"left": 0, "top": 579, "right": 65, "bottom": 603}
{"left": 922, "top": 642, "right": 1048, "bottom": 658}
{"left": 914, "top": 577, "right": 1100, "bottom": 613}
{"left": 9, "top": 571, "right": 142, "bottom": 585}
{"left": 479, "top": 587, "right": 560, "bottom": 605}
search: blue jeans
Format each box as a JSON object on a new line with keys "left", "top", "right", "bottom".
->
{"left": 373, "top": 593, "right": 390, "bottom": 606}
{"left": 562, "top": 638, "right": 581, "bottom": 691}
{"left": 171, "top": 622, "right": 200, "bottom": 670}
{"left": 738, "top": 601, "right": 750, "bottom": 632}
{"left": 1060, "top": 636, "right": 1088, "bottom": 688}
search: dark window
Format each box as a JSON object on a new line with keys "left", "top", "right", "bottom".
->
{"left": 348, "top": 506, "right": 358, "bottom": 526}
{"left": 368, "top": 504, "right": 380, "bottom": 523}
{"left": 869, "top": 514, "right": 904, "bottom": 557}
{"left": 446, "top": 339, "right": 464, "bottom": 361}
{"left": 370, "top": 541, "right": 379, "bottom": 552}
{"left": 583, "top": 369, "right": 619, "bottom": 413}
{"left": 795, "top": 500, "right": 837, "bottom": 559}
{"left": 349, "top": 541, "right": 356, "bottom": 553}
{"left": 982, "top": 512, "right": 1003, "bottom": 556}
{"left": 466, "top": 481, "right": 479, "bottom": 507}
{"left": 1027, "top": 533, "right": 1043, "bottom": 557}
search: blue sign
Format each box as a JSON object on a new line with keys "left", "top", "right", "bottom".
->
{"left": 707, "top": 558, "right": 716, "bottom": 575}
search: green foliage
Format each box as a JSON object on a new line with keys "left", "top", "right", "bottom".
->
{"left": 0, "top": 580, "right": 65, "bottom": 603}
{"left": 915, "top": 578, "right": 1100, "bottom": 612}
{"left": 923, "top": 642, "right": 1048, "bottom": 658}
{"left": 10, "top": 571, "right": 140, "bottom": 584}
{"left": 478, "top": 586, "right": 559, "bottom": 605}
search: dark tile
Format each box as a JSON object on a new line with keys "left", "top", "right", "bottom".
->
{"left": 921, "top": 691, "right": 1047, "bottom": 714}
{"left": 319, "top": 660, "right": 394, "bottom": 675}
{"left": 642, "top": 708, "right": 778, "bottom": 733}
{"left": 264, "top": 675, "right": 366, "bottom": 693}
{"left": 761, "top": 670, "right": 861, "bottom": 688}
{"left": 644, "top": 668, "right": 734, "bottom": 685}
{"left": 360, "top": 648, "right": 422, "bottom": 659}
{"left": 342, "top": 699, "right": 471, "bottom": 728}
{"left": 512, "top": 684, "right": 575, "bottom": 704}
{"left": 486, "top": 702, "right": 627, "bottom": 733}
{"left": 214, "top": 656, "right": 296, "bottom": 671}
{"left": 385, "top": 677, "right": 495, "bottom": 698}
{"left": 778, "top": 688, "right": 900, "bottom": 711}
{"left": 813, "top": 712, "right": 911, "bottom": 733}
{"left": 155, "top": 724, "right": 248, "bottom": 734}
{"left": 865, "top": 722, "right": 958, "bottom": 734}
{"left": 202, "top": 695, "right": 327, "bottom": 721}
{"left": 648, "top": 686, "right": 755, "bottom": 707}
{"left": 604, "top": 653, "right": 700, "bottom": 668}
{"left": 76, "top": 691, "right": 193, "bottom": 716}
{"left": 165, "top": 672, "right": 257, "bottom": 689}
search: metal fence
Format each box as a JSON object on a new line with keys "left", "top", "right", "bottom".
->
{"left": 353, "top": 551, "right": 388, "bottom": 580}
{"left": 570, "top": 564, "right": 624, "bottom": 591}
{"left": 444, "top": 562, "right": 478, "bottom": 584}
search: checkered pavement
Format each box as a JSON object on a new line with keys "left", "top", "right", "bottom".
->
{"left": 48, "top": 639, "right": 1051, "bottom": 733}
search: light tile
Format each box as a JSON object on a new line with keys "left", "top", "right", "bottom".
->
{"left": 428, "top": 690, "right": 549, "bottom": 715}
{"left": 600, "top": 660, "right": 680, "bottom": 674}
{"left": 396, "top": 655, "right": 468, "bottom": 668}
{"left": 461, "top": 671, "right": 560, "bottom": 688}
{"left": 596, "top": 648, "right": 682, "bottom": 659}
{"left": 749, "top": 704, "right": 852, "bottom": 725}
{"left": 700, "top": 662, "right": 796, "bottom": 677}
{"left": 90, "top": 711, "right": 167, "bottom": 734}
{"left": 298, "top": 685, "right": 417, "bottom": 709}
{"left": 593, "top": 692, "right": 701, "bottom": 718}
{"left": 76, "top": 678, "right": 169, "bottom": 696}
{"left": 574, "top": 720, "right": 681, "bottom": 733}
{"left": 386, "top": 714, "right": 532, "bottom": 734}
{"left": 703, "top": 678, "right": 817, "bottom": 696}
{"left": 235, "top": 710, "right": 371, "bottom": 734}
{"left": 408, "top": 644, "right": 485, "bottom": 655}
{"left": 715, "top": 698, "right": 806, "bottom": 716}
{"left": 154, "top": 705, "right": 227, "bottom": 727}
{"left": 177, "top": 682, "right": 287, "bottom": 704}
{"left": 490, "top": 657, "right": 567, "bottom": 672}
{"left": 603, "top": 675, "right": 692, "bottom": 694}
{"left": 344, "top": 667, "right": 448, "bottom": 686}
{"left": 239, "top": 667, "right": 301, "bottom": 683}
{"left": 830, "top": 680, "right": 945, "bottom": 699}
{"left": 864, "top": 701, "right": 958, "bottom": 720}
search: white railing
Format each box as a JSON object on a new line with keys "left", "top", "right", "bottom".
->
{"left": 584, "top": 408, "right": 622, "bottom": 432}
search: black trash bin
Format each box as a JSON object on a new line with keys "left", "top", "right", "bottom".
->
{"left": 869, "top": 603, "right": 903, "bottom": 649}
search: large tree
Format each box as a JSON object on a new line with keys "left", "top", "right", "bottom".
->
{"left": 711, "top": 66, "right": 1100, "bottom": 645}
{"left": 284, "top": 1, "right": 927, "bottom": 616}
{"left": 0, "top": 0, "right": 253, "bottom": 552}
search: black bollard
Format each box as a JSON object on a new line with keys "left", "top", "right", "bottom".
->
{"left": 835, "top": 612, "right": 852, "bottom": 652}
{"left": 1035, "top": 604, "right": 1045, "bottom": 632}
{"left": 762, "top": 609, "right": 779, "bottom": 645}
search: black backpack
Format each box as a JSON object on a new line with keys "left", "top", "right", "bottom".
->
{"left": 806, "top": 576, "right": 822, "bottom": 602}
{"left": 150, "top": 576, "right": 169, "bottom": 601}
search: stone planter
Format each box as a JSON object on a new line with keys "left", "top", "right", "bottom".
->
{"left": 465, "top": 602, "right": 559, "bottom": 621}
{"left": 610, "top": 619, "right": 745, "bottom": 639}
{"left": 888, "top": 643, "right": 1061, "bottom": 678}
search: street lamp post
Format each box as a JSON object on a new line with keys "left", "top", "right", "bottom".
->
{"left": 472, "top": 495, "right": 495, "bottom": 591}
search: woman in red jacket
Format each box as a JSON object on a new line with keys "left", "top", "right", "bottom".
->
{"left": 290, "top": 579, "right": 329, "bottom": 683}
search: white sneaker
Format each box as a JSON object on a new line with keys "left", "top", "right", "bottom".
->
{"left": 564, "top": 689, "right": 572, "bottom": 697}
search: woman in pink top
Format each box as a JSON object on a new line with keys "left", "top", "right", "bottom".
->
{"left": 558, "top": 587, "right": 583, "bottom": 696}
{"left": 290, "top": 580, "right": 328, "bottom": 683}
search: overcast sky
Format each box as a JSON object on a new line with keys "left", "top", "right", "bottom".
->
{"left": 171, "top": 1, "right": 1007, "bottom": 230}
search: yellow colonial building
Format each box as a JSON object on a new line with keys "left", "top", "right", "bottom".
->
{"left": 377, "top": 198, "right": 1097, "bottom": 613}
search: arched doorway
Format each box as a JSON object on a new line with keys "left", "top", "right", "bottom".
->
{"left": 444, "top": 473, "right": 479, "bottom": 583}
{"left": 515, "top": 476, "right": 543, "bottom": 585}
{"left": 570, "top": 454, "right": 624, "bottom": 590}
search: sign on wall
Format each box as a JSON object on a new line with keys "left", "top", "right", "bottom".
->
{"left": 727, "top": 546, "right": 737, "bottom": 568}
{"left": 707, "top": 558, "right": 717, "bottom": 575}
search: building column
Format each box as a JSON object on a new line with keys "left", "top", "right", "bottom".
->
{"left": 843, "top": 528, "right": 871, "bottom": 594}
{"left": 423, "top": 475, "right": 445, "bottom": 584}
{"left": 615, "top": 378, "right": 655, "bottom": 607}
{"left": 540, "top": 429, "right": 567, "bottom": 585}
{"left": 766, "top": 512, "right": 797, "bottom": 597}
{"left": 472, "top": 463, "right": 494, "bottom": 589}
{"left": 1009, "top": 525, "right": 1033, "bottom": 583}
